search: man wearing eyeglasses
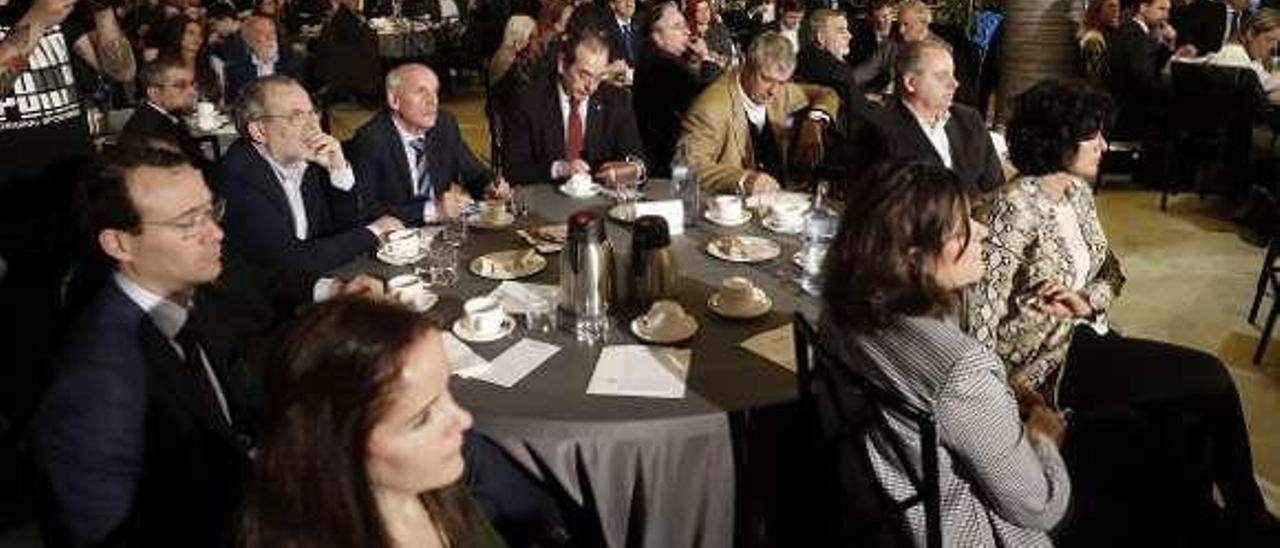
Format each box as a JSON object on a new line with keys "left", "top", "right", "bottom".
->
{"left": 33, "top": 144, "right": 384, "bottom": 547}
{"left": 217, "top": 75, "right": 404, "bottom": 275}
{"left": 120, "top": 56, "right": 210, "bottom": 172}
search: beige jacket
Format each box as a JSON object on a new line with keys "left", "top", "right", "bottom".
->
{"left": 676, "top": 70, "right": 839, "bottom": 192}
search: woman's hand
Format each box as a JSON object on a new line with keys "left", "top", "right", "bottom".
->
{"left": 1033, "top": 281, "right": 1093, "bottom": 319}
{"left": 1025, "top": 405, "right": 1066, "bottom": 446}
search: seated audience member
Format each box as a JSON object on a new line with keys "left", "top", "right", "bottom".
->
{"left": 206, "top": 2, "right": 242, "bottom": 49}
{"left": 489, "top": 15, "right": 538, "bottom": 88}
{"left": 238, "top": 298, "right": 505, "bottom": 547}
{"left": 795, "top": 9, "right": 872, "bottom": 138}
{"left": 1079, "top": 0, "right": 1123, "bottom": 89}
{"left": 33, "top": 145, "right": 377, "bottom": 548}
{"left": 851, "top": 0, "right": 941, "bottom": 93}
{"left": 686, "top": 0, "right": 736, "bottom": 68}
{"left": 223, "top": 15, "right": 304, "bottom": 100}
{"left": 847, "top": 0, "right": 894, "bottom": 66}
{"left": 152, "top": 16, "right": 223, "bottom": 103}
{"left": 218, "top": 76, "right": 403, "bottom": 274}
{"left": 966, "top": 79, "right": 1279, "bottom": 545}
{"left": 677, "top": 31, "right": 839, "bottom": 194}
{"left": 820, "top": 161, "right": 1070, "bottom": 547}
{"left": 348, "top": 63, "right": 512, "bottom": 226}
{"left": 502, "top": 29, "right": 644, "bottom": 185}
{"left": 312, "top": 0, "right": 383, "bottom": 104}
{"left": 1107, "top": 0, "right": 1197, "bottom": 140}
{"left": 1204, "top": 7, "right": 1280, "bottom": 102}
{"left": 634, "top": 1, "right": 720, "bottom": 175}
{"left": 602, "top": 0, "right": 644, "bottom": 67}
{"left": 769, "top": 0, "right": 805, "bottom": 53}
{"left": 851, "top": 41, "right": 1003, "bottom": 196}
{"left": 120, "top": 56, "right": 210, "bottom": 172}
{"left": 1172, "top": 0, "right": 1249, "bottom": 55}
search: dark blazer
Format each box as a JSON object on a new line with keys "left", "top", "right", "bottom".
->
{"left": 33, "top": 281, "right": 259, "bottom": 548}
{"left": 633, "top": 48, "right": 718, "bottom": 176}
{"left": 222, "top": 37, "right": 305, "bottom": 101}
{"left": 501, "top": 76, "right": 644, "bottom": 185}
{"left": 795, "top": 45, "right": 874, "bottom": 129}
{"left": 850, "top": 36, "right": 901, "bottom": 91}
{"left": 1107, "top": 19, "right": 1174, "bottom": 139}
{"left": 1172, "top": 0, "right": 1230, "bottom": 54}
{"left": 602, "top": 15, "right": 645, "bottom": 65}
{"left": 311, "top": 5, "right": 382, "bottom": 101}
{"left": 216, "top": 139, "right": 377, "bottom": 275}
{"left": 118, "top": 104, "right": 211, "bottom": 173}
{"left": 852, "top": 98, "right": 1003, "bottom": 195}
{"left": 346, "top": 110, "right": 493, "bottom": 225}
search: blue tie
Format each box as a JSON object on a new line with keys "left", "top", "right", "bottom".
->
{"left": 410, "top": 137, "right": 434, "bottom": 201}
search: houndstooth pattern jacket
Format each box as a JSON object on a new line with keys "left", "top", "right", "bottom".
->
{"left": 965, "top": 175, "right": 1126, "bottom": 400}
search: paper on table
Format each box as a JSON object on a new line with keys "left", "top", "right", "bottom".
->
{"left": 586, "top": 345, "right": 691, "bottom": 399}
{"left": 487, "top": 281, "right": 558, "bottom": 315}
{"left": 739, "top": 323, "right": 795, "bottom": 373}
{"left": 471, "top": 338, "right": 560, "bottom": 387}
{"left": 442, "top": 332, "right": 491, "bottom": 378}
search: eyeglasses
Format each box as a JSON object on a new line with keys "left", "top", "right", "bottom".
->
{"left": 257, "top": 108, "right": 319, "bottom": 127}
{"left": 141, "top": 197, "right": 226, "bottom": 240}
{"left": 155, "top": 79, "right": 196, "bottom": 89}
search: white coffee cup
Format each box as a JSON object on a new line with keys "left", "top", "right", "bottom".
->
{"left": 463, "top": 296, "right": 507, "bottom": 336}
{"left": 641, "top": 299, "right": 689, "bottom": 337}
{"left": 384, "top": 228, "right": 420, "bottom": 258}
{"left": 388, "top": 274, "right": 427, "bottom": 305}
{"left": 566, "top": 172, "right": 593, "bottom": 193}
{"left": 710, "top": 195, "right": 743, "bottom": 221}
{"left": 481, "top": 200, "right": 509, "bottom": 223}
{"left": 195, "top": 101, "right": 216, "bottom": 127}
{"left": 769, "top": 202, "right": 806, "bottom": 228}
{"left": 718, "top": 276, "right": 760, "bottom": 313}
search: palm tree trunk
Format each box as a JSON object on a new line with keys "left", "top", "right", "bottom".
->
{"left": 996, "top": 0, "right": 1084, "bottom": 123}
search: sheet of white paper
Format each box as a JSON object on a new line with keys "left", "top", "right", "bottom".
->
{"left": 738, "top": 323, "right": 795, "bottom": 373}
{"left": 487, "top": 282, "right": 559, "bottom": 315}
{"left": 471, "top": 338, "right": 560, "bottom": 388}
{"left": 586, "top": 345, "right": 691, "bottom": 399}
{"left": 442, "top": 332, "right": 491, "bottom": 378}
{"left": 633, "top": 199, "right": 685, "bottom": 235}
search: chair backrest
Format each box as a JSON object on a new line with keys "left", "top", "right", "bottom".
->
{"left": 1170, "top": 61, "right": 1265, "bottom": 134}
{"left": 792, "top": 314, "right": 942, "bottom": 548}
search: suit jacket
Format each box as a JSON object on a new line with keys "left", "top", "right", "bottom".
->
{"left": 794, "top": 45, "right": 874, "bottom": 131}
{"left": 1107, "top": 19, "right": 1174, "bottom": 138}
{"left": 501, "top": 76, "right": 644, "bottom": 185}
{"left": 222, "top": 37, "right": 305, "bottom": 101}
{"left": 311, "top": 5, "right": 382, "bottom": 101}
{"left": 216, "top": 139, "right": 377, "bottom": 275}
{"left": 34, "top": 280, "right": 260, "bottom": 548}
{"left": 677, "top": 70, "right": 840, "bottom": 192}
{"left": 633, "top": 48, "right": 719, "bottom": 176}
{"left": 602, "top": 15, "right": 645, "bottom": 65}
{"left": 1172, "top": 0, "right": 1230, "bottom": 55}
{"left": 346, "top": 109, "right": 493, "bottom": 225}
{"left": 850, "top": 36, "right": 902, "bottom": 92}
{"left": 118, "top": 104, "right": 211, "bottom": 173}
{"left": 851, "top": 98, "right": 1004, "bottom": 195}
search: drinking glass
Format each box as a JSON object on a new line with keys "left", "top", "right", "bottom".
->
{"left": 422, "top": 243, "right": 459, "bottom": 287}
{"left": 509, "top": 185, "right": 530, "bottom": 217}
{"left": 524, "top": 296, "right": 558, "bottom": 334}
{"left": 441, "top": 215, "right": 467, "bottom": 248}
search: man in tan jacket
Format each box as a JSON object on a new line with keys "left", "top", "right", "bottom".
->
{"left": 677, "top": 31, "right": 840, "bottom": 194}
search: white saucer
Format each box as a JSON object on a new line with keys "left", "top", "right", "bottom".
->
{"left": 630, "top": 315, "right": 699, "bottom": 344}
{"left": 762, "top": 215, "right": 806, "bottom": 235}
{"left": 451, "top": 315, "right": 516, "bottom": 343}
{"left": 746, "top": 191, "right": 810, "bottom": 211}
{"left": 706, "top": 235, "right": 781, "bottom": 263}
{"left": 470, "top": 214, "right": 515, "bottom": 230}
{"left": 470, "top": 249, "right": 548, "bottom": 280}
{"left": 400, "top": 291, "right": 439, "bottom": 313}
{"left": 708, "top": 290, "right": 773, "bottom": 319}
{"left": 558, "top": 183, "right": 601, "bottom": 198}
{"left": 376, "top": 246, "right": 427, "bottom": 266}
{"left": 703, "top": 210, "right": 752, "bottom": 227}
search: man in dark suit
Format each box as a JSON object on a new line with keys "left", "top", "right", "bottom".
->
{"left": 347, "top": 63, "right": 511, "bottom": 226}
{"left": 851, "top": 41, "right": 1003, "bottom": 195}
{"left": 851, "top": 0, "right": 939, "bottom": 94}
{"left": 795, "top": 9, "right": 872, "bottom": 171}
{"left": 120, "top": 57, "right": 210, "bottom": 172}
{"left": 847, "top": 0, "right": 894, "bottom": 66}
{"left": 1172, "top": 0, "right": 1248, "bottom": 55}
{"left": 217, "top": 76, "right": 403, "bottom": 275}
{"left": 222, "top": 16, "right": 304, "bottom": 100}
{"left": 1107, "top": 0, "right": 1197, "bottom": 140}
{"left": 601, "top": 0, "right": 644, "bottom": 65}
{"left": 633, "top": 2, "right": 720, "bottom": 176}
{"left": 502, "top": 29, "right": 645, "bottom": 185}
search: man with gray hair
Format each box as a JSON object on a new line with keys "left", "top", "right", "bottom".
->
{"left": 851, "top": 0, "right": 946, "bottom": 94}
{"left": 677, "top": 30, "right": 840, "bottom": 193}
{"left": 346, "top": 63, "right": 510, "bottom": 225}
{"left": 851, "top": 40, "right": 1003, "bottom": 195}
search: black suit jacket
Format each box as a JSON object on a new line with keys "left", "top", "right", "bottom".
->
{"left": 216, "top": 139, "right": 377, "bottom": 275}
{"left": 852, "top": 98, "right": 1003, "bottom": 195}
{"left": 1107, "top": 19, "right": 1174, "bottom": 138}
{"left": 346, "top": 109, "right": 493, "bottom": 225}
{"left": 602, "top": 15, "right": 645, "bottom": 65}
{"left": 501, "top": 76, "right": 644, "bottom": 184}
{"left": 222, "top": 37, "right": 305, "bottom": 100}
{"left": 633, "top": 48, "right": 718, "bottom": 176}
{"left": 118, "top": 104, "right": 211, "bottom": 173}
{"left": 795, "top": 46, "right": 874, "bottom": 128}
{"left": 1172, "top": 0, "right": 1230, "bottom": 54}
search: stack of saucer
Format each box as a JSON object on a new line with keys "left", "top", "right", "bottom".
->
{"left": 708, "top": 276, "right": 772, "bottom": 319}
{"left": 631, "top": 300, "right": 699, "bottom": 343}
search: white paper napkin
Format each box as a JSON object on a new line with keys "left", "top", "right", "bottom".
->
{"left": 487, "top": 281, "right": 559, "bottom": 315}
{"left": 442, "top": 332, "right": 491, "bottom": 378}
{"left": 586, "top": 345, "right": 691, "bottom": 399}
{"left": 470, "top": 338, "right": 560, "bottom": 387}
{"left": 738, "top": 323, "right": 795, "bottom": 373}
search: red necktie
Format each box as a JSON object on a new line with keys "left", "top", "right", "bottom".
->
{"left": 567, "top": 97, "right": 584, "bottom": 161}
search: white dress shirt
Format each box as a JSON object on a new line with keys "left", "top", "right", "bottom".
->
{"left": 251, "top": 50, "right": 277, "bottom": 78}
{"left": 114, "top": 272, "right": 232, "bottom": 426}
{"left": 552, "top": 85, "right": 592, "bottom": 178}
{"left": 253, "top": 144, "right": 355, "bottom": 240}
{"left": 780, "top": 27, "right": 800, "bottom": 53}
{"left": 904, "top": 101, "right": 953, "bottom": 169}
{"left": 735, "top": 78, "right": 768, "bottom": 129}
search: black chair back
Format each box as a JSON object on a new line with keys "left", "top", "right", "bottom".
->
{"left": 792, "top": 314, "right": 942, "bottom": 548}
{"left": 1170, "top": 62, "right": 1264, "bottom": 134}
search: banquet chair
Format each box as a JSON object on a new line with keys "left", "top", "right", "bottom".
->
{"left": 1165, "top": 62, "right": 1265, "bottom": 211}
{"left": 1248, "top": 229, "right": 1280, "bottom": 364}
{"left": 792, "top": 314, "right": 942, "bottom": 548}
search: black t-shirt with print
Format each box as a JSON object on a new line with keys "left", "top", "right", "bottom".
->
{"left": 0, "top": 1, "right": 93, "bottom": 186}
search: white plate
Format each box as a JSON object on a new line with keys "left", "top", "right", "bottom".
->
{"left": 452, "top": 314, "right": 516, "bottom": 343}
{"left": 469, "top": 213, "right": 515, "bottom": 230}
{"left": 703, "top": 210, "right": 752, "bottom": 227}
{"left": 469, "top": 249, "right": 548, "bottom": 280}
{"left": 376, "top": 246, "right": 427, "bottom": 266}
{"left": 630, "top": 315, "right": 699, "bottom": 344}
{"left": 558, "top": 182, "right": 601, "bottom": 198}
{"left": 762, "top": 215, "right": 806, "bottom": 235}
{"left": 706, "top": 235, "right": 781, "bottom": 263}
{"left": 399, "top": 291, "right": 439, "bottom": 313}
{"left": 708, "top": 290, "right": 773, "bottom": 319}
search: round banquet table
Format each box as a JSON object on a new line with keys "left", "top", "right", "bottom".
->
{"left": 333, "top": 180, "right": 819, "bottom": 548}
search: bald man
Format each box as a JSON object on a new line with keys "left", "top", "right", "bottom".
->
{"left": 346, "top": 63, "right": 510, "bottom": 226}
{"left": 223, "top": 15, "right": 303, "bottom": 100}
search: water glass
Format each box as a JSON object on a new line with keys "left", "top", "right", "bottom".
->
{"left": 574, "top": 301, "right": 609, "bottom": 344}
{"left": 509, "top": 185, "right": 530, "bottom": 217}
{"left": 441, "top": 216, "right": 467, "bottom": 248}
{"left": 422, "top": 244, "right": 459, "bottom": 287}
{"left": 524, "top": 296, "right": 558, "bottom": 334}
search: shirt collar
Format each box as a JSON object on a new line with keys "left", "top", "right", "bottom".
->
{"left": 902, "top": 99, "right": 950, "bottom": 131}
{"left": 735, "top": 74, "right": 768, "bottom": 125}
{"left": 1133, "top": 17, "right": 1150, "bottom": 35}
{"left": 252, "top": 142, "right": 307, "bottom": 185}
{"left": 146, "top": 102, "right": 180, "bottom": 125}
{"left": 391, "top": 113, "right": 425, "bottom": 143}
{"left": 113, "top": 272, "right": 191, "bottom": 340}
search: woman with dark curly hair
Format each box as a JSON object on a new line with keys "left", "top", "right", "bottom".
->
{"left": 966, "top": 78, "right": 1277, "bottom": 545}
{"left": 821, "top": 161, "right": 1070, "bottom": 547}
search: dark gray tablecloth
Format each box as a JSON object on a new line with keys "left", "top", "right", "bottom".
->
{"left": 335, "top": 180, "right": 817, "bottom": 548}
